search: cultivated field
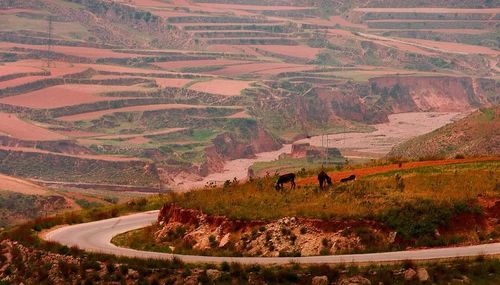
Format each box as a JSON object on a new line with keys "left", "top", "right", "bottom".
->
{"left": 0, "top": 113, "right": 66, "bottom": 141}
{"left": 0, "top": 84, "right": 146, "bottom": 108}
{"left": 0, "top": 0, "right": 497, "bottom": 192}
{"left": 57, "top": 104, "right": 225, "bottom": 121}
{"left": 188, "top": 79, "right": 252, "bottom": 96}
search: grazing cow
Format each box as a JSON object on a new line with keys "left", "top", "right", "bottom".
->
{"left": 275, "top": 173, "right": 296, "bottom": 191}
{"left": 340, "top": 174, "right": 356, "bottom": 182}
{"left": 318, "top": 171, "right": 333, "bottom": 190}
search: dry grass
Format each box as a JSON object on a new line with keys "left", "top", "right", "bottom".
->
{"left": 171, "top": 160, "right": 499, "bottom": 221}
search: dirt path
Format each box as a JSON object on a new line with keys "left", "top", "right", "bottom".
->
{"left": 297, "top": 157, "right": 499, "bottom": 186}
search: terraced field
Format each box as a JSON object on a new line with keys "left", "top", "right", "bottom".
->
{"left": 0, "top": 0, "right": 497, "bottom": 195}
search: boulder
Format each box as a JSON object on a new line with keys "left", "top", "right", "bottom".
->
{"left": 404, "top": 268, "right": 417, "bottom": 281}
{"left": 206, "top": 269, "right": 222, "bottom": 281}
{"left": 311, "top": 275, "right": 329, "bottom": 285}
{"left": 417, "top": 268, "right": 429, "bottom": 282}
{"left": 183, "top": 275, "right": 200, "bottom": 285}
{"left": 219, "top": 233, "right": 231, "bottom": 248}
{"left": 338, "top": 275, "right": 371, "bottom": 285}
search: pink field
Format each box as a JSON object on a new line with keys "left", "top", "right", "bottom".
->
{"left": 353, "top": 8, "right": 500, "bottom": 14}
{"left": 153, "top": 59, "right": 249, "bottom": 70}
{"left": 0, "top": 173, "right": 49, "bottom": 195}
{"left": 0, "top": 113, "right": 66, "bottom": 141}
{"left": 0, "top": 65, "right": 43, "bottom": 77}
{"left": 58, "top": 104, "right": 210, "bottom": 121}
{"left": 1, "top": 60, "right": 91, "bottom": 77}
{"left": 0, "top": 85, "right": 145, "bottom": 109}
{"left": 188, "top": 79, "right": 252, "bottom": 96}
{"left": 400, "top": 37, "right": 500, "bottom": 55}
{"left": 154, "top": 78, "right": 192, "bottom": 88}
{"left": 210, "top": 62, "right": 315, "bottom": 76}
{"left": 253, "top": 45, "right": 321, "bottom": 59}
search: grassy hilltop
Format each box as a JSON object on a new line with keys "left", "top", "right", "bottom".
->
{"left": 389, "top": 107, "right": 500, "bottom": 160}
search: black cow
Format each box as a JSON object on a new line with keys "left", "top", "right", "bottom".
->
{"left": 275, "top": 173, "right": 296, "bottom": 191}
{"left": 318, "top": 171, "right": 333, "bottom": 190}
{"left": 340, "top": 174, "right": 356, "bottom": 182}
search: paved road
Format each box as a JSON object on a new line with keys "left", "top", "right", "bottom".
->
{"left": 44, "top": 210, "right": 500, "bottom": 264}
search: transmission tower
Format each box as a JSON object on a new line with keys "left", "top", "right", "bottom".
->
{"left": 46, "top": 16, "right": 53, "bottom": 68}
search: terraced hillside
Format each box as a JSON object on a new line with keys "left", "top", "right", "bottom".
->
{"left": 0, "top": 0, "right": 498, "bottom": 191}
{"left": 388, "top": 106, "right": 500, "bottom": 160}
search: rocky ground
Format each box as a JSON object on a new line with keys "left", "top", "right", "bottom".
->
{"left": 155, "top": 204, "right": 392, "bottom": 257}
{"left": 0, "top": 238, "right": 477, "bottom": 285}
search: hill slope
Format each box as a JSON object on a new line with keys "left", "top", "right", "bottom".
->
{"left": 388, "top": 106, "right": 500, "bottom": 159}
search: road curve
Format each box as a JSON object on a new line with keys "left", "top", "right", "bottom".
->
{"left": 44, "top": 210, "right": 500, "bottom": 265}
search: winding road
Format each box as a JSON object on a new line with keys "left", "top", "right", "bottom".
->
{"left": 44, "top": 210, "right": 500, "bottom": 265}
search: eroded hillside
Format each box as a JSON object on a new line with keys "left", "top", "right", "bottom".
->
{"left": 0, "top": 0, "right": 497, "bottom": 190}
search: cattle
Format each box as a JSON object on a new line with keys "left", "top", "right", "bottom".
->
{"left": 318, "top": 171, "right": 333, "bottom": 190}
{"left": 275, "top": 173, "right": 296, "bottom": 191}
{"left": 340, "top": 174, "right": 356, "bottom": 182}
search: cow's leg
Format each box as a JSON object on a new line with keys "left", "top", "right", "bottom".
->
{"left": 291, "top": 179, "right": 296, "bottom": 190}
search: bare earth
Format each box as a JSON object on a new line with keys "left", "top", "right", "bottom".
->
{"left": 188, "top": 79, "right": 253, "bottom": 96}
{"left": 174, "top": 112, "right": 466, "bottom": 190}
{"left": 174, "top": 144, "right": 293, "bottom": 191}
{"left": 0, "top": 173, "right": 49, "bottom": 195}
{"left": 297, "top": 112, "right": 467, "bottom": 158}
{"left": 0, "top": 113, "right": 66, "bottom": 141}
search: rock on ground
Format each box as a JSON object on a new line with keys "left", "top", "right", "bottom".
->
{"left": 339, "top": 275, "right": 372, "bottom": 285}
{"left": 404, "top": 268, "right": 417, "bottom": 281}
{"left": 311, "top": 275, "right": 329, "bottom": 285}
{"left": 417, "top": 267, "right": 429, "bottom": 282}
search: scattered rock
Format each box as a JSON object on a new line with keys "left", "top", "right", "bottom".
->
{"left": 339, "top": 275, "right": 371, "bottom": 285}
{"left": 248, "top": 272, "right": 266, "bottom": 285}
{"left": 389, "top": 232, "right": 397, "bottom": 243}
{"left": 416, "top": 267, "right": 429, "bottom": 282}
{"left": 404, "top": 268, "right": 417, "bottom": 281}
{"left": 311, "top": 275, "right": 329, "bottom": 285}
{"left": 183, "top": 275, "right": 200, "bottom": 285}
{"left": 127, "top": 269, "right": 140, "bottom": 279}
{"left": 219, "top": 233, "right": 231, "bottom": 248}
{"left": 206, "top": 269, "right": 221, "bottom": 281}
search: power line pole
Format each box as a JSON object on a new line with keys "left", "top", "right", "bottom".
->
{"left": 46, "top": 16, "right": 53, "bottom": 68}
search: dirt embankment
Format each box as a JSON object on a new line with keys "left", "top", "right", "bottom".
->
{"left": 314, "top": 75, "right": 494, "bottom": 125}
{"left": 156, "top": 204, "right": 391, "bottom": 257}
{"left": 368, "top": 76, "right": 494, "bottom": 113}
{"left": 156, "top": 193, "right": 499, "bottom": 257}
{"left": 203, "top": 126, "right": 282, "bottom": 174}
